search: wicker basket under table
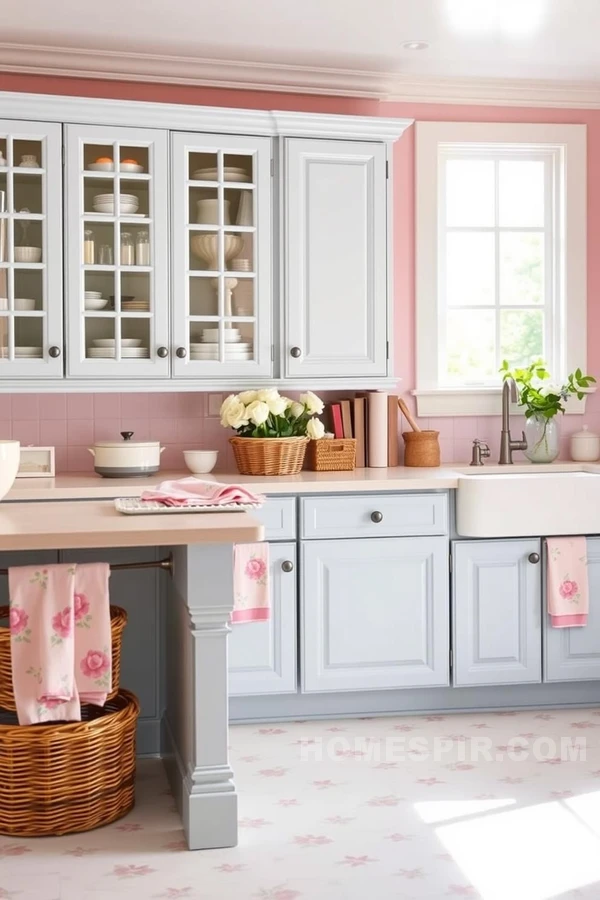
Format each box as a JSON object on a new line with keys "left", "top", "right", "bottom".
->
{"left": 0, "top": 689, "right": 139, "bottom": 837}
{"left": 0, "top": 604, "right": 127, "bottom": 711}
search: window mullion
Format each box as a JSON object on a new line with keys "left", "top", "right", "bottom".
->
{"left": 494, "top": 157, "right": 501, "bottom": 372}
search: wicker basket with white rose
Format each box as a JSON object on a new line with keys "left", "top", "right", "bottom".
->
{"left": 220, "top": 389, "right": 325, "bottom": 475}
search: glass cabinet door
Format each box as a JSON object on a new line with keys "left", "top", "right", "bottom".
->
{"left": 171, "top": 132, "right": 272, "bottom": 379}
{"left": 65, "top": 124, "right": 169, "bottom": 379}
{"left": 0, "top": 120, "right": 62, "bottom": 379}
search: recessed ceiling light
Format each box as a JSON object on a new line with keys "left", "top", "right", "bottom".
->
{"left": 402, "top": 41, "right": 429, "bottom": 51}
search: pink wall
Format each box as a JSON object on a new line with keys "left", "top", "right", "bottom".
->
{"left": 0, "top": 72, "right": 598, "bottom": 469}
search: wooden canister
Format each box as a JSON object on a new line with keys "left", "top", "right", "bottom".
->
{"left": 402, "top": 430, "right": 440, "bottom": 467}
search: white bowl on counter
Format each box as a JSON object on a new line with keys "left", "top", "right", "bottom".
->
{"left": 14, "top": 247, "right": 42, "bottom": 263}
{"left": 0, "top": 441, "right": 20, "bottom": 500}
{"left": 183, "top": 450, "right": 219, "bottom": 474}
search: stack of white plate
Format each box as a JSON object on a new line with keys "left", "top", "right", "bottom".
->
{"left": 192, "top": 166, "right": 251, "bottom": 183}
{"left": 190, "top": 341, "right": 252, "bottom": 361}
{"left": 121, "top": 299, "right": 149, "bottom": 311}
{"left": 201, "top": 327, "right": 241, "bottom": 343}
{"left": 93, "top": 194, "right": 139, "bottom": 214}
{"left": 89, "top": 338, "right": 149, "bottom": 359}
{"left": 15, "top": 346, "right": 42, "bottom": 358}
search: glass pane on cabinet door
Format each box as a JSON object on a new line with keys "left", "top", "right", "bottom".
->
{"left": 120, "top": 318, "right": 150, "bottom": 360}
{"left": 84, "top": 220, "right": 116, "bottom": 269}
{"left": 85, "top": 315, "right": 115, "bottom": 359}
{"left": 224, "top": 187, "right": 254, "bottom": 228}
{"left": 83, "top": 144, "right": 115, "bottom": 172}
{"left": 189, "top": 186, "right": 219, "bottom": 230}
{"left": 119, "top": 178, "right": 148, "bottom": 219}
{"left": 13, "top": 139, "right": 44, "bottom": 173}
{"left": 118, "top": 146, "right": 149, "bottom": 175}
{"left": 189, "top": 275, "right": 217, "bottom": 317}
{"left": 120, "top": 271, "right": 150, "bottom": 313}
{"left": 188, "top": 151, "right": 218, "bottom": 182}
{"left": 14, "top": 316, "right": 42, "bottom": 358}
{"left": 12, "top": 218, "right": 43, "bottom": 265}
{"left": 189, "top": 319, "right": 255, "bottom": 364}
{"left": 13, "top": 172, "right": 42, "bottom": 216}
{"left": 14, "top": 269, "right": 42, "bottom": 312}
{"left": 222, "top": 153, "right": 254, "bottom": 184}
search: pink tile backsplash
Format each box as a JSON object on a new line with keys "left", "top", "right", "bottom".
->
{"left": 0, "top": 389, "right": 596, "bottom": 473}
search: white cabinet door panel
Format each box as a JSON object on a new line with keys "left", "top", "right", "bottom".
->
{"left": 229, "top": 543, "right": 297, "bottom": 696}
{"left": 284, "top": 138, "right": 388, "bottom": 378}
{"left": 545, "top": 537, "right": 600, "bottom": 681}
{"left": 302, "top": 537, "right": 449, "bottom": 692}
{"left": 453, "top": 539, "right": 542, "bottom": 686}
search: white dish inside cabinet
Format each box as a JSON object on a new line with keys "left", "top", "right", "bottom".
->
{"left": 65, "top": 124, "right": 169, "bottom": 379}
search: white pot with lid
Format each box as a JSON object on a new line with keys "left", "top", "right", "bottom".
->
{"left": 570, "top": 425, "right": 600, "bottom": 462}
{"left": 88, "top": 431, "right": 165, "bottom": 477}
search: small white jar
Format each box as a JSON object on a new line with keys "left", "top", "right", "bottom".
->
{"left": 570, "top": 425, "right": 600, "bottom": 462}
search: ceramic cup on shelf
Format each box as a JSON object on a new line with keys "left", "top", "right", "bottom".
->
{"left": 19, "top": 154, "right": 39, "bottom": 168}
{"left": 570, "top": 425, "right": 600, "bottom": 462}
{"left": 196, "top": 199, "right": 231, "bottom": 225}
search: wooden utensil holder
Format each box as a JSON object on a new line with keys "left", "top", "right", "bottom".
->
{"left": 402, "top": 430, "right": 441, "bottom": 467}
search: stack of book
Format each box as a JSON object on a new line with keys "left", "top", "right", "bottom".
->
{"left": 325, "top": 393, "right": 399, "bottom": 468}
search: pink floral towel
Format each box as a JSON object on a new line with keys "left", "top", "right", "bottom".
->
{"left": 232, "top": 543, "right": 270, "bottom": 623}
{"left": 141, "top": 477, "right": 264, "bottom": 508}
{"left": 546, "top": 537, "right": 589, "bottom": 628}
{"left": 8, "top": 562, "right": 112, "bottom": 725}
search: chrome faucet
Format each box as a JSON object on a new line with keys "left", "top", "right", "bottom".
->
{"left": 499, "top": 378, "right": 527, "bottom": 464}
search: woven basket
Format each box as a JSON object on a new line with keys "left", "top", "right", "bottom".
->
{"left": 403, "top": 430, "right": 441, "bottom": 467}
{"left": 230, "top": 436, "right": 309, "bottom": 476}
{"left": 0, "top": 604, "right": 127, "bottom": 711}
{"left": 0, "top": 689, "right": 139, "bottom": 837}
{"left": 307, "top": 438, "right": 356, "bottom": 472}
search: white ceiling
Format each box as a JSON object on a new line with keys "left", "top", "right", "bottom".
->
{"left": 1, "top": 0, "right": 600, "bottom": 103}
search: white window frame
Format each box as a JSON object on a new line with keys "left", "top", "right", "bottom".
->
{"left": 415, "top": 122, "right": 587, "bottom": 417}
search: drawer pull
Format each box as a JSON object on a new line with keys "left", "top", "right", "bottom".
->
{"left": 370, "top": 511, "right": 383, "bottom": 524}
{"left": 528, "top": 552, "right": 540, "bottom": 564}
{"left": 281, "top": 560, "right": 294, "bottom": 573}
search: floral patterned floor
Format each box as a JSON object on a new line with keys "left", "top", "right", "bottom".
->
{"left": 3, "top": 708, "right": 600, "bottom": 899}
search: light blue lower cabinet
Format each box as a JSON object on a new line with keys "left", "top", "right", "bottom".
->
{"left": 301, "top": 536, "right": 449, "bottom": 692}
{"left": 452, "top": 539, "right": 542, "bottom": 687}
{"left": 544, "top": 536, "right": 600, "bottom": 682}
{"left": 228, "top": 543, "right": 297, "bottom": 696}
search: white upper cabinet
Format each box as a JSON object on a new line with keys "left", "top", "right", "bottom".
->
{"left": 171, "top": 132, "right": 272, "bottom": 380}
{"left": 65, "top": 124, "right": 169, "bottom": 379}
{"left": 283, "top": 138, "right": 388, "bottom": 379}
{"left": 0, "top": 120, "right": 63, "bottom": 379}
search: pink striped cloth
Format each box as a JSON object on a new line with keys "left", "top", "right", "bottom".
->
{"left": 546, "top": 537, "right": 589, "bottom": 628}
{"left": 8, "top": 562, "right": 112, "bottom": 725}
{"left": 232, "top": 543, "right": 270, "bottom": 623}
{"left": 141, "top": 477, "right": 264, "bottom": 508}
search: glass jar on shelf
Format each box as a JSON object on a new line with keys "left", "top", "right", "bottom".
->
{"left": 120, "top": 232, "right": 134, "bottom": 266}
{"left": 84, "top": 229, "right": 95, "bottom": 265}
{"left": 135, "top": 230, "right": 150, "bottom": 266}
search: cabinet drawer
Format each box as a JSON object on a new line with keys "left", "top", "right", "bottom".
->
{"left": 300, "top": 493, "right": 448, "bottom": 539}
{"left": 252, "top": 497, "right": 296, "bottom": 541}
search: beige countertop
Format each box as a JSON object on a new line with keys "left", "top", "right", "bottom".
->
{"left": 0, "top": 500, "right": 264, "bottom": 551}
{"left": 4, "top": 462, "right": 594, "bottom": 502}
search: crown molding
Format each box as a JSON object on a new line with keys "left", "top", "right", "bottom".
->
{"left": 2, "top": 41, "right": 600, "bottom": 108}
{"left": 0, "top": 41, "right": 387, "bottom": 99}
{"left": 271, "top": 111, "right": 413, "bottom": 141}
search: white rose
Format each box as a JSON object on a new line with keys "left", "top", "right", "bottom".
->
{"left": 290, "top": 401, "right": 305, "bottom": 419}
{"left": 220, "top": 395, "right": 249, "bottom": 429}
{"left": 238, "top": 390, "right": 258, "bottom": 404}
{"left": 306, "top": 417, "right": 325, "bottom": 440}
{"left": 300, "top": 390, "right": 324, "bottom": 415}
{"left": 280, "top": 396, "right": 293, "bottom": 409}
{"left": 267, "top": 396, "right": 287, "bottom": 416}
{"left": 245, "top": 400, "right": 270, "bottom": 426}
{"left": 257, "top": 388, "right": 281, "bottom": 403}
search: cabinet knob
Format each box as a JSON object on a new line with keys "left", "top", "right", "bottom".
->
{"left": 290, "top": 347, "right": 302, "bottom": 359}
{"left": 176, "top": 347, "right": 187, "bottom": 359}
{"left": 528, "top": 552, "right": 540, "bottom": 564}
{"left": 48, "top": 346, "right": 61, "bottom": 358}
{"left": 281, "top": 560, "right": 294, "bottom": 573}
{"left": 371, "top": 511, "right": 383, "bottom": 524}
{"left": 157, "top": 346, "right": 168, "bottom": 358}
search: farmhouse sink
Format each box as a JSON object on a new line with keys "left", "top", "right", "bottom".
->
{"left": 456, "top": 471, "right": 600, "bottom": 537}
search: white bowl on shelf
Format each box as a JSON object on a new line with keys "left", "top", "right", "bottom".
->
{"left": 84, "top": 297, "right": 108, "bottom": 310}
{"left": 93, "top": 194, "right": 139, "bottom": 215}
{"left": 89, "top": 162, "right": 114, "bottom": 172}
{"left": 120, "top": 162, "right": 144, "bottom": 173}
{"left": 183, "top": 450, "right": 219, "bottom": 474}
{"left": 14, "top": 298, "right": 36, "bottom": 311}
{"left": 14, "top": 247, "right": 42, "bottom": 263}
{"left": 0, "top": 441, "right": 20, "bottom": 501}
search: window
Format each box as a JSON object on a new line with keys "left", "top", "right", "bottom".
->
{"left": 415, "top": 122, "right": 586, "bottom": 416}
